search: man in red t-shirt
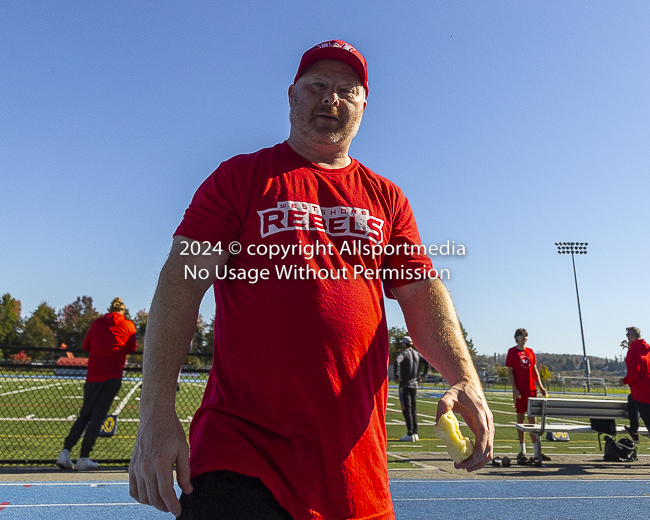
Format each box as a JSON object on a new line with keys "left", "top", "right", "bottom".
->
{"left": 56, "top": 297, "right": 136, "bottom": 471}
{"left": 129, "top": 40, "right": 494, "bottom": 520}
{"left": 506, "top": 328, "right": 548, "bottom": 465}
{"left": 620, "top": 327, "right": 650, "bottom": 443}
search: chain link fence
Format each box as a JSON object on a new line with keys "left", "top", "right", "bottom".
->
{"left": 0, "top": 346, "right": 210, "bottom": 466}
{"left": 480, "top": 376, "right": 611, "bottom": 395}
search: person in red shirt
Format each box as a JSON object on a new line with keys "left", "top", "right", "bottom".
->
{"left": 506, "top": 328, "right": 549, "bottom": 465}
{"left": 620, "top": 327, "right": 650, "bottom": 443}
{"left": 129, "top": 40, "right": 494, "bottom": 520}
{"left": 56, "top": 297, "right": 137, "bottom": 470}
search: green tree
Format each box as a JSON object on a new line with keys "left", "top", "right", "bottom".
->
{"left": 57, "top": 296, "right": 100, "bottom": 349}
{"left": 204, "top": 314, "right": 215, "bottom": 353}
{"left": 388, "top": 326, "right": 408, "bottom": 362}
{"left": 459, "top": 320, "right": 477, "bottom": 358}
{"left": 0, "top": 293, "right": 22, "bottom": 346}
{"left": 22, "top": 302, "right": 58, "bottom": 358}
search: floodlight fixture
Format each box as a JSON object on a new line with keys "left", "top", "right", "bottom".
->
{"left": 556, "top": 241, "right": 590, "bottom": 391}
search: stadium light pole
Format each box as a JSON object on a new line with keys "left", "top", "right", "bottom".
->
{"left": 555, "top": 242, "right": 590, "bottom": 391}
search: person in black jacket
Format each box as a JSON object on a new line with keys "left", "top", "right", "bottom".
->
{"left": 394, "top": 336, "right": 429, "bottom": 441}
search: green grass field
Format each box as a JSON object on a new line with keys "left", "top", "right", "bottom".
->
{"left": 0, "top": 372, "right": 207, "bottom": 463}
{"left": 385, "top": 384, "right": 646, "bottom": 469}
{"left": 1, "top": 373, "right": 643, "bottom": 465}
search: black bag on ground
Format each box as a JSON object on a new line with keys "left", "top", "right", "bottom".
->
{"left": 603, "top": 435, "right": 638, "bottom": 462}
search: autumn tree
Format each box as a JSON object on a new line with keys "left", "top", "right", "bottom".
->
{"left": 57, "top": 296, "right": 100, "bottom": 349}
{"left": 0, "top": 293, "right": 22, "bottom": 346}
{"left": 133, "top": 309, "right": 148, "bottom": 350}
{"left": 537, "top": 364, "right": 552, "bottom": 383}
{"left": 495, "top": 363, "right": 510, "bottom": 379}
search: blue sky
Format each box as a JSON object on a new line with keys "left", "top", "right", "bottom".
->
{"left": 1, "top": 1, "right": 648, "bottom": 360}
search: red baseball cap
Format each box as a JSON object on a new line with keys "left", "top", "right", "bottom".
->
{"left": 294, "top": 40, "right": 368, "bottom": 95}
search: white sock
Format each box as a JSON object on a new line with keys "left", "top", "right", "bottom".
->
{"left": 533, "top": 440, "right": 542, "bottom": 459}
{"left": 520, "top": 443, "right": 526, "bottom": 454}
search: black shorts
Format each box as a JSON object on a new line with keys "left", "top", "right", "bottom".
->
{"left": 178, "top": 470, "right": 294, "bottom": 520}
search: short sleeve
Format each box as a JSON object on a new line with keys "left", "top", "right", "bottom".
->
{"left": 505, "top": 348, "right": 514, "bottom": 368}
{"left": 174, "top": 161, "right": 242, "bottom": 245}
{"left": 381, "top": 189, "right": 434, "bottom": 295}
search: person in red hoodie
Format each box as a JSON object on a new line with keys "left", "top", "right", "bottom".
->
{"left": 56, "top": 297, "right": 137, "bottom": 470}
{"left": 620, "top": 327, "right": 650, "bottom": 444}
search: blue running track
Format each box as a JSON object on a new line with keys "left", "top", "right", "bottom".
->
{"left": 1, "top": 479, "right": 649, "bottom": 519}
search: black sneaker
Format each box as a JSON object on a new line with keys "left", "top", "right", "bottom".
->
{"left": 492, "top": 457, "right": 502, "bottom": 467}
{"left": 502, "top": 456, "right": 511, "bottom": 467}
{"left": 624, "top": 425, "right": 640, "bottom": 444}
{"left": 516, "top": 452, "right": 528, "bottom": 465}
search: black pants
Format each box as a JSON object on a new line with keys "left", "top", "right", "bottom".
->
{"left": 63, "top": 378, "right": 121, "bottom": 458}
{"left": 179, "top": 471, "right": 294, "bottom": 520}
{"left": 627, "top": 394, "right": 650, "bottom": 433}
{"left": 399, "top": 386, "right": 418, "bottom": 435}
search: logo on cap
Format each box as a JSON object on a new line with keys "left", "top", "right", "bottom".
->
{"left": 294, "top": 39, "right": 369, "bottom": 95}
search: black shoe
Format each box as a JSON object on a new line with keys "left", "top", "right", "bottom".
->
{"left": 624, "top": 425, "right": 640, "bottom": 444}
{"left": 516, "top": 452, "right": 527, "bottom": 465}
{"left": 492, "top": 457, "right": 502, "bottom": 467}
{"left": 502, "top": 456, "right": 511, "bottom": 467}
{"left": 519, "top": 456, "right": 539, "bottom": 466}
{"left": 532, "top": 458, "right": 544, "bottom": 467}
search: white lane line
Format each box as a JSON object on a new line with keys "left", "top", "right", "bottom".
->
{"left": 1, "top": 503, "right": 147, "bottom": 508}
{"left": 0, "top": 483, "right": 129, "bottom": 486}
{"left": 393, "top": 495, "right": 650, "bottom": 502}
{"left": 0, "top": 381, "right": 75, "bottom": 397}
{"left": 391, "top": 478, "right": 650, "bottom": 483}
{"left": 113, "top": 381, "right": 142, "bottom": 415}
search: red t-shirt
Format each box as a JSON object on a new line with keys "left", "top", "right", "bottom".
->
{"left": 174, "top": 142, "right": 433, "bottom": 520}
{"left": 505, "top": 346, "right": 538, "bottom": 396}
{"left": 622, "top": 339, "right": 650, "bottom": 404}
{"left": 82, "top": 313, "right": 137, "bottom": 383}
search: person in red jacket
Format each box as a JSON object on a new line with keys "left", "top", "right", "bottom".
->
{"left": 56, "top": 297, "right": 137, "bottom": 470}
{"left": 620, "top": 327, "right": 650, "bottom": 443}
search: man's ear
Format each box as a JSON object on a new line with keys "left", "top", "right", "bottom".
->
{"left": 288, "top": 84, "right": 295, "bottom": 104}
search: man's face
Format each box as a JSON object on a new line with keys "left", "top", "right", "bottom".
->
{"left": 289, "top": 59, "right": 367, "bottom": 146}
{"left": 516, "top": 334, "right": 528, "bottom": 347}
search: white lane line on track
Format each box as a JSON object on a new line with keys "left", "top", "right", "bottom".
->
{"left": 393, "top": 495, "right": 650, "bottom": 502}
{"left": 0, "top": 503, "right": 146, "bottom": 508}
{"left": 0, "top": 483, "right": 128, "bottom": 486}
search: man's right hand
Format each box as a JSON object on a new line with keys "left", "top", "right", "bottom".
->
{"left": 129, "top": 415, "right": 193, "bottom": 517}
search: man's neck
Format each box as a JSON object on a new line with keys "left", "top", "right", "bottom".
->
{"left": 287, "top": 133, "right": 352, "bottom": 169}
